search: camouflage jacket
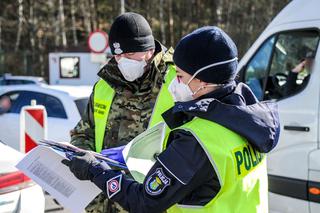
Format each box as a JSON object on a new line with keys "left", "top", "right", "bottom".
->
{"left": 70, "top": 41, "right": 173, "bottom": 151}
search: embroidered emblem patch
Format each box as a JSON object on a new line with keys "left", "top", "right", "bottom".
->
{"left": 145, "top": 168, "right": 171, "bottom": 196}
{"left": 188, "top": 98, "right": 215, "bottom": 112}
{"left": 106, "top": 174, "right": 122, "bottom": 198}
{"left": 113, "top": 42, "right": 123, "bottom": 54}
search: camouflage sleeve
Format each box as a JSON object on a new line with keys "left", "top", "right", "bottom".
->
{"left": 70, "top": 92, "right": 96, "bottom": 151}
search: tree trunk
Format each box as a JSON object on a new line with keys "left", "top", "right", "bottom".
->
{"left": 38, "top": 36, "right": 44, "bottom": 76}
{"left": 29, "top": 0, "right": 35, "bottom": 52}
{"left": 48, "top": 0, "right": 60, "bottom": 48}
{"left": 81, "top": 0, "right": 92, "bottom": 34}
{"left": 59, "top": 0, "right": 67, "bottom": 48}
{"left": 159, "top": 0, "right": 166, "bottom": 44}
{"left": 90, "top": 0, "right": 97, "bottom": 30}
{"left": 71, "top": 0, "right": 78, "bottom": 46}
{"left": 0, "top": 17, "right": 2, "bottom": 50}
{"left": 168, "top": 0, "right": 174, "bottom": 46}
{"left": 249, "top": 4, "right": 255, "bottom": 38}
{"left": 15, "top": 0, "right": 24, "bottom": 52}
{"left": 225, "top": 0, "right": 234, "bottom": 32}
{"left": 120, "top": 0, "right": 125, "bottom": 14}
{"left": 214, "top": 0, "right": 222, "bottom": 26}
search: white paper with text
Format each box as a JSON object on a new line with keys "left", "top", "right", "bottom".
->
{"left": 16, "top": 146, "right": 101, "bottom": 213}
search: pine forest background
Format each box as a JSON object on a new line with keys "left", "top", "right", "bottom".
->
{"left": 0, "top": 0, "right": 290, "bottom": 80}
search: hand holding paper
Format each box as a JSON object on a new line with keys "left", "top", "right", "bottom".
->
{"left": 39, "top": 139, "right": 128, "bottom": 170}
{"left": 16, "top": 146, "right": 102, "bottom": 213}
{"left": 61, "top": 152, "right": 101, "bottom": 181}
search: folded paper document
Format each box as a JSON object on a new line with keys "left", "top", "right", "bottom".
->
{"left": 16, "top": 145, "right": 101, "bottom": 213}
{"left": 38, "top": 140, "right": 127, "bottom": 169}
{"left": 16, "top": 122, "right": 167, "bottom": 212}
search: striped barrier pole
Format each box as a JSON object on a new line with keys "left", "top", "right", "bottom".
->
{"left": 20, "top": 100, "right": 48, "bottom": 153}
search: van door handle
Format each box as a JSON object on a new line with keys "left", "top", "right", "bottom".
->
{"left": 283, "top": 126, "right": 310, "bottom": 132}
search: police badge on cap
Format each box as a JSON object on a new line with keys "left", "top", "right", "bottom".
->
{"left": 145, "top": 168, "right": 171, "bottom": 196}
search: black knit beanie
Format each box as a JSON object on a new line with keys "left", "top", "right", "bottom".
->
{"left": 173, "top": 26, "right": 238, "bottom": 84}
{"left": 109, "top": 12, "right": 155, "bottom": 55}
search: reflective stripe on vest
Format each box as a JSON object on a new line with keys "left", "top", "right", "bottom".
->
{"left": 165, "top": 118, "right": 268, "bottom": 213}
{"left": 93, "top": 79, "right": 115, "bottom": 152}
{"left": 93, "top": 64, "right": 176, "bottom": 152}
{"left": 148, "top": 64, "right": 176, "bottom": 128}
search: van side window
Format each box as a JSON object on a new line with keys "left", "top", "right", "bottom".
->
{"left": 244, "top": 30, "right": 319, "bottom": 101}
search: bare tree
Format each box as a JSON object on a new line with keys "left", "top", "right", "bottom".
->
{"left": 15, "top": 0, "right": 24, "bottom": 51}
{"left": 0, "top": 17, "right": 2, "bottom": 50}
{"left": 225, "top": 0, "right": 234, "bottom": 32}
{"left": 29, "top": 0, "right": 36, "bottom": 52}
{"left": 81, "top": 0, "right": 92, "bottom": 34}
{"left": 159, "top": 0, "right": 166, "bottom": 44}
{"left": 249, "top": 4, "right": 255, "bottom": 37}
{"left": 71, "top": 0, "right": 78, "bottom": 46}
{"left": 59, "top": 0, "right": 67, "bottom": 48}
{"left": 38, "top": 34, "right": 44, "bottom": 76}
{"left": 90, "top": 0, "right": 98, "bottom": 30}
{"left": 215, "top": 0, "right": 223, "bottom": 26}
{"left": 0, "top": 0, "right": 291, "bottom": 77}
{"left": 120, "top": 0, "right": 125, "bottom": 14}
{"left": 48, "top": 0, "right": 61, "bottom": 47}
{"left": 168, "top": 0, "right": 174, "bottom": 46}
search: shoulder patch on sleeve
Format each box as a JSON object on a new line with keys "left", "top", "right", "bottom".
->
{"left": 145, "top": 168, "right": 171, "bottom": 196}
{"left": 106, "top": 174, "right": 122, "bottom": 198}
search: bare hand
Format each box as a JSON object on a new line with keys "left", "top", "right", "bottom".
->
{"left": 292, "top": 61, "right": 306, "bottom": 73}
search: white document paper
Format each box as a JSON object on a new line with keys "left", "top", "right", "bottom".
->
{"left": 122, "top": 122, "right": 166, "bottom": 183}
{"left": 16, "top": 146, "right": 101, "bottom": 213}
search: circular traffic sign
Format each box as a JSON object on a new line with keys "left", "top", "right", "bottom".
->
{"left": 88, "top": 30, "right": 109, "bottom": 53}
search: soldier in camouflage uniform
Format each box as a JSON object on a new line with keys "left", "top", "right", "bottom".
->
{"left": 70, "top": 12, "right": 173, "bottom": 213}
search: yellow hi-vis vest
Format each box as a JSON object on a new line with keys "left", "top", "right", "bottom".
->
{"left": 165, "top": 118, "right": 268, "bottom": 213}
{"left": 93, "top": 65, "right": 176, "bottom": 152}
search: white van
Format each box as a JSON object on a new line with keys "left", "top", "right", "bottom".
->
{"left": 238, "top": 0, "right": 320, "bottom": 212}
{"left": 48, "top": 48, "right": 112, "bottom": 86}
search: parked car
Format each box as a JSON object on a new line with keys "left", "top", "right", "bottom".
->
{"left": 0, "top": 74, "right": 47, "bottom": 86}
{"left": 0, "top": 141, "right": 45, "bottom": 212}
{"left": 0, "top": 85, "right": 91, "bottom": 151}
{"left": 238, "top": 0, "right": 320, "bottom": 212}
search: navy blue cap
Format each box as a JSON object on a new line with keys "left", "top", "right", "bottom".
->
{"left": 173, "top": 26, "right": 238, "bottom": 84}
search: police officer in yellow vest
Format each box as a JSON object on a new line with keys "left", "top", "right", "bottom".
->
{"left": 70, "top": 12, "right": 175, "bottom": 213}
{"left": 63, "top": 26, "right": 280, "bottom": 213}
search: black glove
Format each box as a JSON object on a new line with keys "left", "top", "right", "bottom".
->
{"left": 61, "top": 151, "right": 100, "bottom": 181}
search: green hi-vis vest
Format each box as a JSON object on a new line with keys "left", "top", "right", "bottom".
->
{"left": 165, "top": 118, "right": 268, "bottom": 213}
{"left": 93, "top": 80, "right": 115, "bottom": 153}
{"left": 93, "top": 65, "right": 176, "bottom": 153}
{"left": 148, "top": 65, "right": 176, "bottom": 128}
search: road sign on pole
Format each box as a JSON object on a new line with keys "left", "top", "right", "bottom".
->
{"left": 87, "top": 30, "right": 109, "bottom": 53}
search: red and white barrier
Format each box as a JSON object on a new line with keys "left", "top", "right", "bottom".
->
{"left": 20, "top": 100, "right": 47, "bottom": 153}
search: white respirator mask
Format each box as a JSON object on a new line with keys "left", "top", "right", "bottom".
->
{"left": 117, "top": 57, "right": 147, "bottom": 82}
{"left": 168, "top": 57, "right": 238, "bottom": 102}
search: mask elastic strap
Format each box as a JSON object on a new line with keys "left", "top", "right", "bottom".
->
{"left": 187, "top": 57, "right": 238, "bottom": 85}
{"left": 192, "top": 83, "right": 224, "bottom": 95}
